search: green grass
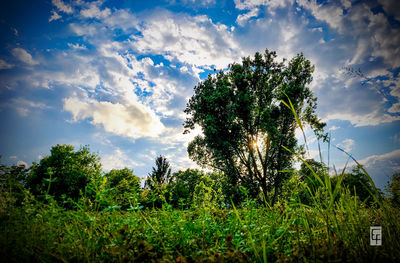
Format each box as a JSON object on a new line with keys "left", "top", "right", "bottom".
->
{"left": 1, "top": 181, "right": 399, "bottom": 262}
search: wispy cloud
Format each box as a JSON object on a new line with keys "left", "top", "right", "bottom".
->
{"left": 0, "top": 59, "right": 14, "bottom": 70}
{"left": 337, "top": 138, "right": 355, "bottom": 152}
{"left": 11, "top": 48, "right": 38, "bottom": 65}
{"left": 49, "top": 10, "right": 62, "bottom": 22}
{"left": 51, "top": 0, "right": 73, "bottom": 14}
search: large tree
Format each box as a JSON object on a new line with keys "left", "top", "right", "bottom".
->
{"left": 184, "top": 49, "right": 325, "bottom": 205}
{"left": 27, "top": 144, "right": 102, "bottom": 201}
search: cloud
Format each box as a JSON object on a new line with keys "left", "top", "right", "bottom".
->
{"left": 236, "top": 8, "right": 259, "bottom": 26}
{"left": 390, "top": 133, "right": 400, "bottom": 145}
{"left": 101, "top": 148, "right": 143, "bottom": 171}
{"left": 167, "top": 0, "right": 216, "bottom": 7}
{"left": 357, "top": 149, "right": 400, "bottom": 189}
{"left": 10, "top": 97, "right": 51, "bottom": 117}
{"left": 0, "top": 59, "right": 14, "bottom": 70}
{"left": 80, "top": 2, "right": 111, "bottom": 19}
{"left": 131, "top": 11, "right": 242, "bottom": 68}
{"left": 63, "top": 96, "right": 165, "bottom": 139}
{"left": 17, "top": 160, "right": 28, "bottom": 168}
{"left": 67, "top": 43, "right": 87, "bottom": 50}
{"left": 296, "top": 0, "right": 345, "bottom": 32}
{"left": 234, "top": 0, "right": 292, "bottom": 10}
{"left": 11, "top": 48, "right": 39, "bottom": 66}
{"left": 329, "top": 125, "right": 340, "bottom": 131}
{"left": 12, "top": 28, "right": 18, "bottom": 37}
{"left": 379, "top": 0, "right": 400, "bottom": 22}
{"left": 49, "top": 11, "right": 62, "bottom": 22}
{"left": 337, "top": 138, "right": 355, "bottom": 152}
{"left": 51, "top": 0, "right": 73, "bottom": 14}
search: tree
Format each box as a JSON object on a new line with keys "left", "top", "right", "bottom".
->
{"left": 145, "top": 155, "right": 172, "bottom": 190}
{"left": 0, "top": 159, "right": 29, "bottom": 208}
{"left": 168, "top": 169, "right": 204, "bottom": 208}
{"left": 337, "top": 166, "right": 381, "bottom": 206}
{"left": 26, "top": 144, "right": 102, "bottom": 201}
{"left": 193, "top": 175, "right": 222, "bottom": 209}
{"left": 143, "top": 155, "right": 172, "bottom": 208}
{"left": 104, "top": 168, "right": 141, "bottom": 208}
{"left": 184, "top": 49, "right": 325, "bottom": 205}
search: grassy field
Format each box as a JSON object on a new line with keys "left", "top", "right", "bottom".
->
{"left": 1, "top": 180, "right": 399, "bottom": 262}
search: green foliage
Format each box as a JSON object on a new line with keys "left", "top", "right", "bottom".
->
{"left": 167, "top": 169, "right": 204, "bottom": 208}
{"left": 26, "top": 144, "right": 102, "bottom": 202}
{"left": 1, "top": 170, "right": 400, "bottom": 262}
{"left": 333, "top": 166, "right": 382, "bottom": 206}
{"left": 388, "top": 173, "right": 400, "bottom": 207}
{"left": 184, "top": 49, "right": 326, "bottom": 205}
{"left": 192, "top": 174, "right": 223, "bottom": 209}
{"left": 0, "top": 161, "right": 29, "bottom": 211}
{"left": 104, "top": 168, "right": 141, "bottom": 209}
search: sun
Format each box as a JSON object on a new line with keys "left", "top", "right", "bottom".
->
{"left": 252, "top": 137, "right": 263, "bottom": 150}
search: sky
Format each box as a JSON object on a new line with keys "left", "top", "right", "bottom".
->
{"left": 0, "top": 0, "right": 399, "bottom": 191}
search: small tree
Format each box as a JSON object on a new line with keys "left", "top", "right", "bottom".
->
{"left": 145, "top": 155, "right": 172, "bottom": 190}
{"left": 168, "top": 169, "right": 204, "bottom": 208}
{"left": 337, "top": 166, "right": 382, "bottom": 206}
{"left": 144, "top": 155, "right": 172, "bottom": 208}
{"left": 0, "top": 160, "right": 29, "bottom": 209}
{"left": 193, "top": 175, "right": 222, "bottom": 209}
{"left": 104, "top": 168, "right": 140, "bottom": 208}
{"left": 26, "top": 144, "right": 102, "bottom": 202}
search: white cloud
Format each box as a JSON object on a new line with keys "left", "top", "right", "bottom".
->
{"left": 337, "top": 138, "right": 355, "bottom": 152}
{"left": 101, "top": 148, "right": 143, "bottom": 171}
{"left": 131, "top": 11, "right": 242, "bottom": 68}
{"left": 236, "top": 8, "right": 259, "bottom": 26}
{"left": 17, "top": 160, "right": 28, "bottom": 168}
{"left": 51, "top": 0, "right": 73, "bottom": 14}
{"left": 360, "top": 149, "right": 400, "bottom": 169}
{"left": 297, "top": 0, "right": 345, "bottom": 32}
{"left": 11, "top": 97, "right": 50, "bottom": 117}
{"left": 49, "top": 10, "right": 62, "bottom": 22}
{"left": 0, "top": 59, "right": 14, "bottom": 69}
{"left": 329, "top": 125, "right": 340, "bottom": 131}
{"left": 357, "top": 149, "right": 400, "bottom": 189}
{"left": 80, "top": 2, "right": 111, "bottom": 19}
{"left": 11, "top": 48, "right": 39, "bottom": 65}
{"left": 67, "top": 43, "right": 87, "bottom": 50}
{"left": 63, "top": 96, "right": 165, "bottom": 139}
{"left": 234, "top": 0, "right": 292, "bottom": 10}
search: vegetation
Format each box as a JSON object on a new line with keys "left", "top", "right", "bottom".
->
{"left": 184, "top": 49, "right": 325, "bottom": 205}
{"left": 1, "top": 50, "right": 399, "bottom": 262}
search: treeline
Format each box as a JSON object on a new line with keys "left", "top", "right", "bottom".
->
{"left": 2, "top": 144, "right": 399, "bottom": 212}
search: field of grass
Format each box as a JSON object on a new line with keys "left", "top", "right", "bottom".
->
{"left": 1, "top": 177, "right": 399, "bottom": 263}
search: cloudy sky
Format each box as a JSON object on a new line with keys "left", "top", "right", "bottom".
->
{"left": 0, "top": 0, "right": 399, "bottom": 190}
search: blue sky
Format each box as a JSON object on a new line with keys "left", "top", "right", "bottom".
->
{"left": 0, "top": 0, "right": 399, "bottom": 191}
